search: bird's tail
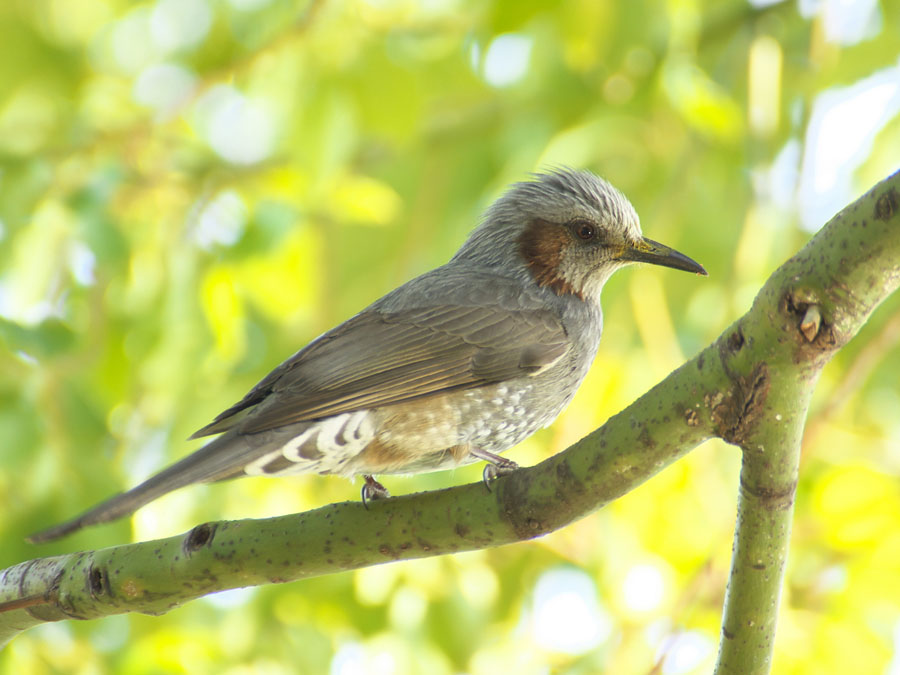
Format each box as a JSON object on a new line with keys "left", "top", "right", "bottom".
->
{"left": 27, "top": 433, "right": 247, "bottom": 544}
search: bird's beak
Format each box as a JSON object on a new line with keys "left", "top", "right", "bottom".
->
{"left": 619, "top": 237, "right": 708, "bottom": 276}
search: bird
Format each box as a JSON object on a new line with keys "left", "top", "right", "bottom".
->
{"left": 29, "top": 168, "right": 706, "bottom": 543}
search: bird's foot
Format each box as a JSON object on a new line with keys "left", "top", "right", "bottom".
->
{"left": 361, "top": 474, "right": 390, "bottom": 509}
{"left": 469, "top": 448, "right": 519, "bottom": 492}
{"left": 482, "top": 459, "right": 519, "bottom": 490}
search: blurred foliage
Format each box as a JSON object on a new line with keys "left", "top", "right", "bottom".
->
{"left": 1, "top": 0, "right": 899, "bottom": 673}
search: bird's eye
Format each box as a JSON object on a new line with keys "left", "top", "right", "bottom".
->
{"left": 573, "top": 221, "right": 597, "bottom": 240}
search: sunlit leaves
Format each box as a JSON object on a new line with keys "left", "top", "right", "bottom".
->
{"left": 1, "top": 0, "right": 899, "bottom": 673}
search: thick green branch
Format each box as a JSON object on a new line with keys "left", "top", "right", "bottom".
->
{"left": 2, "top": 171, "right": 898, "bottom": 662}
{"left": 714, "top": 171, "right": 900, "bottom": 673}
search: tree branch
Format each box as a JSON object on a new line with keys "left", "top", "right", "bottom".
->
{"left": 3, "top": 171, "right": 898, "bottom": 666}
{"left": 714, "top": 170, "right": 900, "bottom": 672}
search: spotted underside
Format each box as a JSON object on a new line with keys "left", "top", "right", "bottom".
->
{"left": 240, "top": 379, "right": 559, "bottom": 478}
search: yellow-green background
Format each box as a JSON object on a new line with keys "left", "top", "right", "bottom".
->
{"left": 2, "top": 1, "right": 900, "bottom": 673}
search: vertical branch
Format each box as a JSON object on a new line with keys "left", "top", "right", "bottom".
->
{"left": 713, "top": 171, "right": 900, "bottom": 673}
{"left": 714, "top": 378, "right": 813, "bottom": 673}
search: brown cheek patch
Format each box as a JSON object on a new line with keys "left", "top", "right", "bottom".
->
{"left": 518, "top": 218, "right": 582, "bottom": 298}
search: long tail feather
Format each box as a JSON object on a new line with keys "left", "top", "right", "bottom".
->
{"left": 28, "top": 433, "right": 248, "bottom": 544}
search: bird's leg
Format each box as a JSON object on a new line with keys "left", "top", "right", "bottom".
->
{"left": 361, "top": 474, "right": 390, "bottom": 509}
{"left": 468, "top": 447, "right": 519, "bottom": 491}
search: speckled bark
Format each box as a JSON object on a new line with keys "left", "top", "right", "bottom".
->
{"left": 713, "top": 173, "right": 900, "bottom": 674}
{"left": 2, "top": 171, "right": 898, "bottom": 664}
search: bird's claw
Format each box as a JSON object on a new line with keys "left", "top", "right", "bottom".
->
{"left": 481, "top": 457, "right": 519, "bottom": 492}
{"left": 361, "top": 475, "right": 390, "bottom": 509}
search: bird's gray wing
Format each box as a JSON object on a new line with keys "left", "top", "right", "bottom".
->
{"left": 190, "top": 304, "right": 570, "bottom": 437}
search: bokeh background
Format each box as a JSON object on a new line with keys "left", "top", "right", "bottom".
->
{"left": 1, "top": 0, "right": 899, "bottom": 673}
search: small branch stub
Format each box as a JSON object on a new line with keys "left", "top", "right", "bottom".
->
{"left": 800, "top": 305, "right": 822, "bottom": 342}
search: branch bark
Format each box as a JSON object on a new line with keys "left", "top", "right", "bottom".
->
{"left": 2, "top": 170, "right": 899, "bottom": 667}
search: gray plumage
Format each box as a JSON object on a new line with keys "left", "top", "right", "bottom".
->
{"left": 30, "top": 169, "right": 705, "bottom": 543}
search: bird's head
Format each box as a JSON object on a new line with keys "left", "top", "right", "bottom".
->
{"left": 454, "top": 169, "right": 706, "bottom": 304}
